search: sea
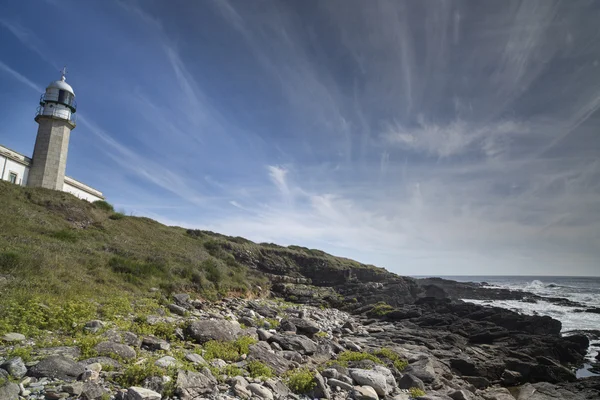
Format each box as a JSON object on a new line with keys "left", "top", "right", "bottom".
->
{"left": 419, "top": 276, "right": 600, "bottom": 378}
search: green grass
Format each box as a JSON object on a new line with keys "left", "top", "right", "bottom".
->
{"left": 409, "top": 387, "right": 426, "bottom": 398}
{"left": 338, "top": 350, "right": 382, "bottom": 365}
{"left": 372, "top": 347, "right": 408, "bottom": 371}
{"left": 246, "top": 360, "right": 275, "bottom": 379}
{"left": 370, "top": 302, "right": 395, "bottom": 316}
{"left": 201, "top": 336, "right": 258, "bottom": 362}
{"left": 284, "top": 368, "right": 316, "bottom": 394}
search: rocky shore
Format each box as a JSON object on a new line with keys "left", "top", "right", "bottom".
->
{"left": 1, "top": 281, "right": 599, "bottom": 400}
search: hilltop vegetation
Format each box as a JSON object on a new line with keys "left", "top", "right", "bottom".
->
{"left": 0, "top": 180, "right": 391, "bottom": 337}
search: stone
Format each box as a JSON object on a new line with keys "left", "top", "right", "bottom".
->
{"left": 501, "top": 369, "right": 522, "bottom": 386}
{"left": 126, "top": 386, "right": 161, "bottom": 400}
{"left": 403, "top": 358, "right": 436, "bottom": 383}
{"left": 398, "top": 373, "right": 425, "bottom": 390}
{"left": 142, "top": 335, "right": 171, "bottom": 351}
{"left": 280, "top": 319, "right": 297, "bottom": 333}
{"left": 354, "top": 385, "right": 379, "bottom": 400}
{"left": 448, "top": 390, "right": 472, "bottom": 400}
{"left": 350, "top": 369, "right": 389, "bottom": 396}
{"left": 173, "top": 293, "right": 191, "bottom": 306}
{"left": 1, "top": 357, "right": 27, "bottom": 379}
{"left": 80, "top": 356, "right": 121, "bottom": 369}
{"left": 185, "top": 319, "right": 241, "bottom": 344}
{"left": 84, "top": 320, "right": 105, "bottom": 333}
{"left": 248, "top": 342, "right": 292, "bottom": 374}
{"left": 94, "top": 341, "right": 137, "bottom": 360}
{"left": 0, "top": 382, "right": 20, "bottom": 400}
{"left": 247, "top": 383, "right": 274, "bottom": 400}
{"left": 176, "top": 369, "right": 217, "bottom": 398}
{"left": 328, "top": 378, "right": 354, "bottom": 391}
{"left": 1, "top": 333, "right": 25, "bottom": 342}
{"left": 62, "top": 382, "right": 84, "bottom": 396}
{"left": 391, "top": 394, "right": 411, "bottom": 400}
{"left": 142, "top": 376, "right": 171, "bottom": 394}
{"left": 463, "top": 376, "right": 490, "bottom": 389}
{"left": 269, "top": 334, "right": 318, "bottom": 355}
{"left": 185, "top": 352, "right": 206, "bottom": 365}
{"left": 36, "top": 346, "right": 80, "bottom": 359}
{"left": 155, "top": 356, "right": 177, "bottom": 368}
{"left": 168, "top": 303, "right": 188, "bottom": 316}
{"left": 264, "top": 378, "right": 291, "bottom": 399}
{"left": 373, "top": 365, "right": 396, "bottom": 390}
{"left": 312, "top": 372, "right": 331, "bottom": 399}
{"left": 257, "top": 329, "right": 272, "bottom": 341}
{"left": 239, "top": 316, "right": 256, "bottom": 327}
{"left": 80, "top": 381, "right": 107, "bottom": 399}
{"left": 28, "top": 355, "right": 85, "bottom": 381}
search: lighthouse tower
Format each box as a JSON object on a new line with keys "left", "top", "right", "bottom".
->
{"left": 27, "top": 68, "right": 77, "bottom": 190}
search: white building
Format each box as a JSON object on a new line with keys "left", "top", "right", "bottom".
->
{"left": 0, "top": 70, "right": 104, "bottom": 202}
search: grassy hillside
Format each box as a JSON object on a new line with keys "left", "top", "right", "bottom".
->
{"left": 0, "top": 181, "right": 391, "bottom": 338}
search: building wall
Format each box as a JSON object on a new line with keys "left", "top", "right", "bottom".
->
{"left": 27, "top": 117, "right": 72, "bottom": 190}
{"left": 63, "top": 178, "right": 104, "bottom": 203}
{"left": 0, "top": 153, "right": 30, "bottom": 186}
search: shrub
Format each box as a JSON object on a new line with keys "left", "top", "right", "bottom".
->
{"left": 372, "top": 347, "right": 408, "bottom": 371}
{"left": 109, "top": 256, "right": 168, "bottom": 281}
{"left": 5, "top": 346, "right": 33, "bottom": 362}
{"left": 246, "top": 360, "right": 274, "bottom": 379}
{"left": 315, "top": 331, "right": 328, "bottom": 338}
{"left": 50, "top": 229, "right": 78, "bottom": 243}
{"left": 235, "top": 336, "right": 257, "bottom": 355}
{"left": 371, "top": 302, "right": 394, "bottom": 316}
{"left": 337, "top": 351, "right": 382, "bottom": 365}
{"left": 221, "top": 364, "right": 243, "bottom": 377}
{"left": 93, "top": 200, "right": 114, "bottom": 212}
{"left": 409, "top": 387, "right": 426, "bottom": 398}
{"left": 115, "top": 358, "right": 174, "bottom": 388}
{"left": 0, "top": 252, "right": 21, "bottom": 272}
{"left": 109, "top": 212, "right": 125, "bottom": 220}
{"left": 202, "top": 340, "right": 239, "bottom": 362}
{"left": 285, "top": 368, "right": 316, "bottom": 394}
{"left": 202, "top": 259, "right": 224, "bottom": 284}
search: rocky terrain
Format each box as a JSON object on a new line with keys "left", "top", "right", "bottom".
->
{"left": 1, "top": 182, "right": 599, "bottom": 399}
{"left": 1, "top": 287, "right": 598, "bottom": 400}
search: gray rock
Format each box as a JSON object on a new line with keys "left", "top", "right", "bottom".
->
{"left": 345, "top": 341, "right": 362, "bottom": 351}
{"left": 478, "top": 387, "right": 515, "bottom": 400}
{"left": 373, "top": 365, "right": 396, "bottom": 390}
{"left": 155, "top": 356, "right": 177, "bottom": 368}
{"left": 350, "top": 369, "right": 389, "bottom": 396}
{"left": 239, "top": 316, "right": 256, "bottom": 327}
{"left": 173, "top": 293, "right": 191, "bottom": 306}
{"left": 62, "top": 382, "right": 84, "bottom": 396}
{"left": 36, "top": 346, "right": 81, "bottom": 359}
{"left": 280, "top": 319, "right": 297, "bottom": 333}
{"left": 0, "top": 382, "right": 20, "bottom": 400}
{"left": 288, "top": 318, "right": 320, "bottom": 334}
{"left": 185, "top": 319, "right": 241, "bottom": 344}
{"left": 95, "top": 341, "right": 137, "bottom": 359}
{"left": 263, "top": 378, "right": 291, "bottom": 399}
{"left": 142, "top": 376, "right": 170, "bottom": 395}
{"left": 80, "top": 381, "right": 107, "bottom": 399}
{"left": 247, "top": 383, "right": 274, "bottom": 400}
{"left": 248, "top": 342, "right": 292, "bottom": 374}
{"left": 1, "top": 357, "right": 27, "bottom": 379}
{"left": 270, "top": 341, "right": 283, "bottom": 351}
{"left": 28, "top": 355, "right": 85, "bottom": 381}
{"left": 501, "top": 369, "right": 522, "bottom": 386}
{"left": 103, "top": 329, "right": 141, "bottom": 347}
{"left": 257, "top": 329, "right": 272, "bottom": 341}
{"left": 142, "top": 335, "right": 170, "bottom": 351}
{"left": 403, "top": 358, "right": 436, "bottom": 383}
{"left": 398, "top": 373, "right": 425, "bottom": 390}
{"left": 126, "top": 386, "right": 161, "bottom": 400}
{"left": 448, "top": 390, "right": 472, "bottom": 400}
{"left": 354, "top": 385, "right": 379, "bottom": 400}
{"left": 176, "top": 369, "right": 217, "bottom": 398}
{"left": 391, "top": 394, "right": 410, "bottom": 400}
{"left": 185, "top": 352, "right": 206, "bottom": 365}
{"left": 328, "top": 378, "right": 354, "bottom": 391}
{"left": 84, "top": 320, "right": 105, "bottom": 333}
{"left": 281, "top": 350, "right": 303, "bottom": 363}
{"left": 312, "top": 372, "right": 331, "bottom": 399}
{"left": 168, "top": 303, "right": 188, "bottom": 316}
{"left": 269, "top": 334, "right": 317, "bottom": 355}
{"left": 463, "top": 376, "right": 490, "bottom": 389}
{"left": 1, "top": 333, "right": 25, "bottom": 342}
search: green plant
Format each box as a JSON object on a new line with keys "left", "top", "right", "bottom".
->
{"left": 202, "top": 340, "right": 239, "bottom": 362}
{"left": 337, "top": 351, "right": 382, "bottom": 365}
{"left": 372, "top": 347, "right": 408, "bottom": 371}
{"left": 246, "top": 360, "right": 274, "bottom": 379}
{"left": 109, "top": 212, "right": 125, "bottom": 220}
{"left": 315, "top": 331, "right": 328, "bottom": 338}
{"left": 371, "top": 302, "right": 394, "bottom": 316}
{"left": 93, "top": 200, "right": 114, "bottom": 212}
{"left": 235, "top": 336, "right": 257, "bottom": 355}
{"left": 409, "top": 387, "right": 426, "bottom": 398}
{"left": 115, "top": 358, "right": 175, "bottom": 391}
{"left": 5, "top": 346, "right": 34, "bottom": 362}
{"left": 75, "top": 334, "right": 102, "bottom": 359}
{"left": 49, "top": 229, "right": 78, "bottom": 242}
{"left": 221, "top": 364, "right": 243, "bottom": 377}
{"left": 284, "top": 368, "right": 316, "bottom": 394}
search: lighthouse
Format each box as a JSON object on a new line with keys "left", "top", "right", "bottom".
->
{"left": 27, "top": 67, "right": 77, "bottom": 190}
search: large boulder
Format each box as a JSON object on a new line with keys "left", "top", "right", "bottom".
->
{"left": 287, "top": 318, "right": 320, "bottom": 334}
{"left": 403, "top": 358, "right": 436, "bottom": 383}
{"left": 28, "top": 355, "right": 85, "bottom": 381}
{"left": 248, "top": 342, "right": 292, "bottom": 374}
{"left": 176, "top": 368, "right": 217, "bottom": 398}
{"left": 349, "top": 369, "right": 390, "bottom": 396}
{"left": 185, "top": 320, "right": 241, "bottom": 344}
{"left": 354, "top": 385, "right": 379, "bottom": 400}
{"left": 95, "top": 341, "right": 137, "bottom": 360}
{"left": 0, "top": 382, "right": 19, "bottom": 400}
{"left": 0, "top": 357, "right": 27, "bottom": 379}
{"left": 126, "top": 387, "right": 161, "bottom": 400}
{"left": 268, "top": 334, "right": 317, "bottom": 355}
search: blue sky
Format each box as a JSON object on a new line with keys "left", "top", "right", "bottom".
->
{"left": 1, "top": 0, "right": 599, "bottom": 276}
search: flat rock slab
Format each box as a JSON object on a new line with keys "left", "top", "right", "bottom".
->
{"left": 94, "top": 341, "right": 136, "bottom": 360}
{"left": 185, "top": 319, "right": 241, "bottom": 344}
{"left": 126, "top": 386, "right": 161, "bottom": 400}
{"left": 28, "top": 356, "right": 85, "bottom": 381}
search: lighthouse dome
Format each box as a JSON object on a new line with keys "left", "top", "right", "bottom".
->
{"left": 47, "top": 76, "right": 75, "bottom": 96}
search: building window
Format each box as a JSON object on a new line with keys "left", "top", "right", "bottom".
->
{"left": 8, "top": 172, "right": 18, "bottom": 184}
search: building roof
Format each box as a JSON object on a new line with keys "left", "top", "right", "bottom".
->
{"left": 47, "top": 76, "right": 75, "bottom": 95}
